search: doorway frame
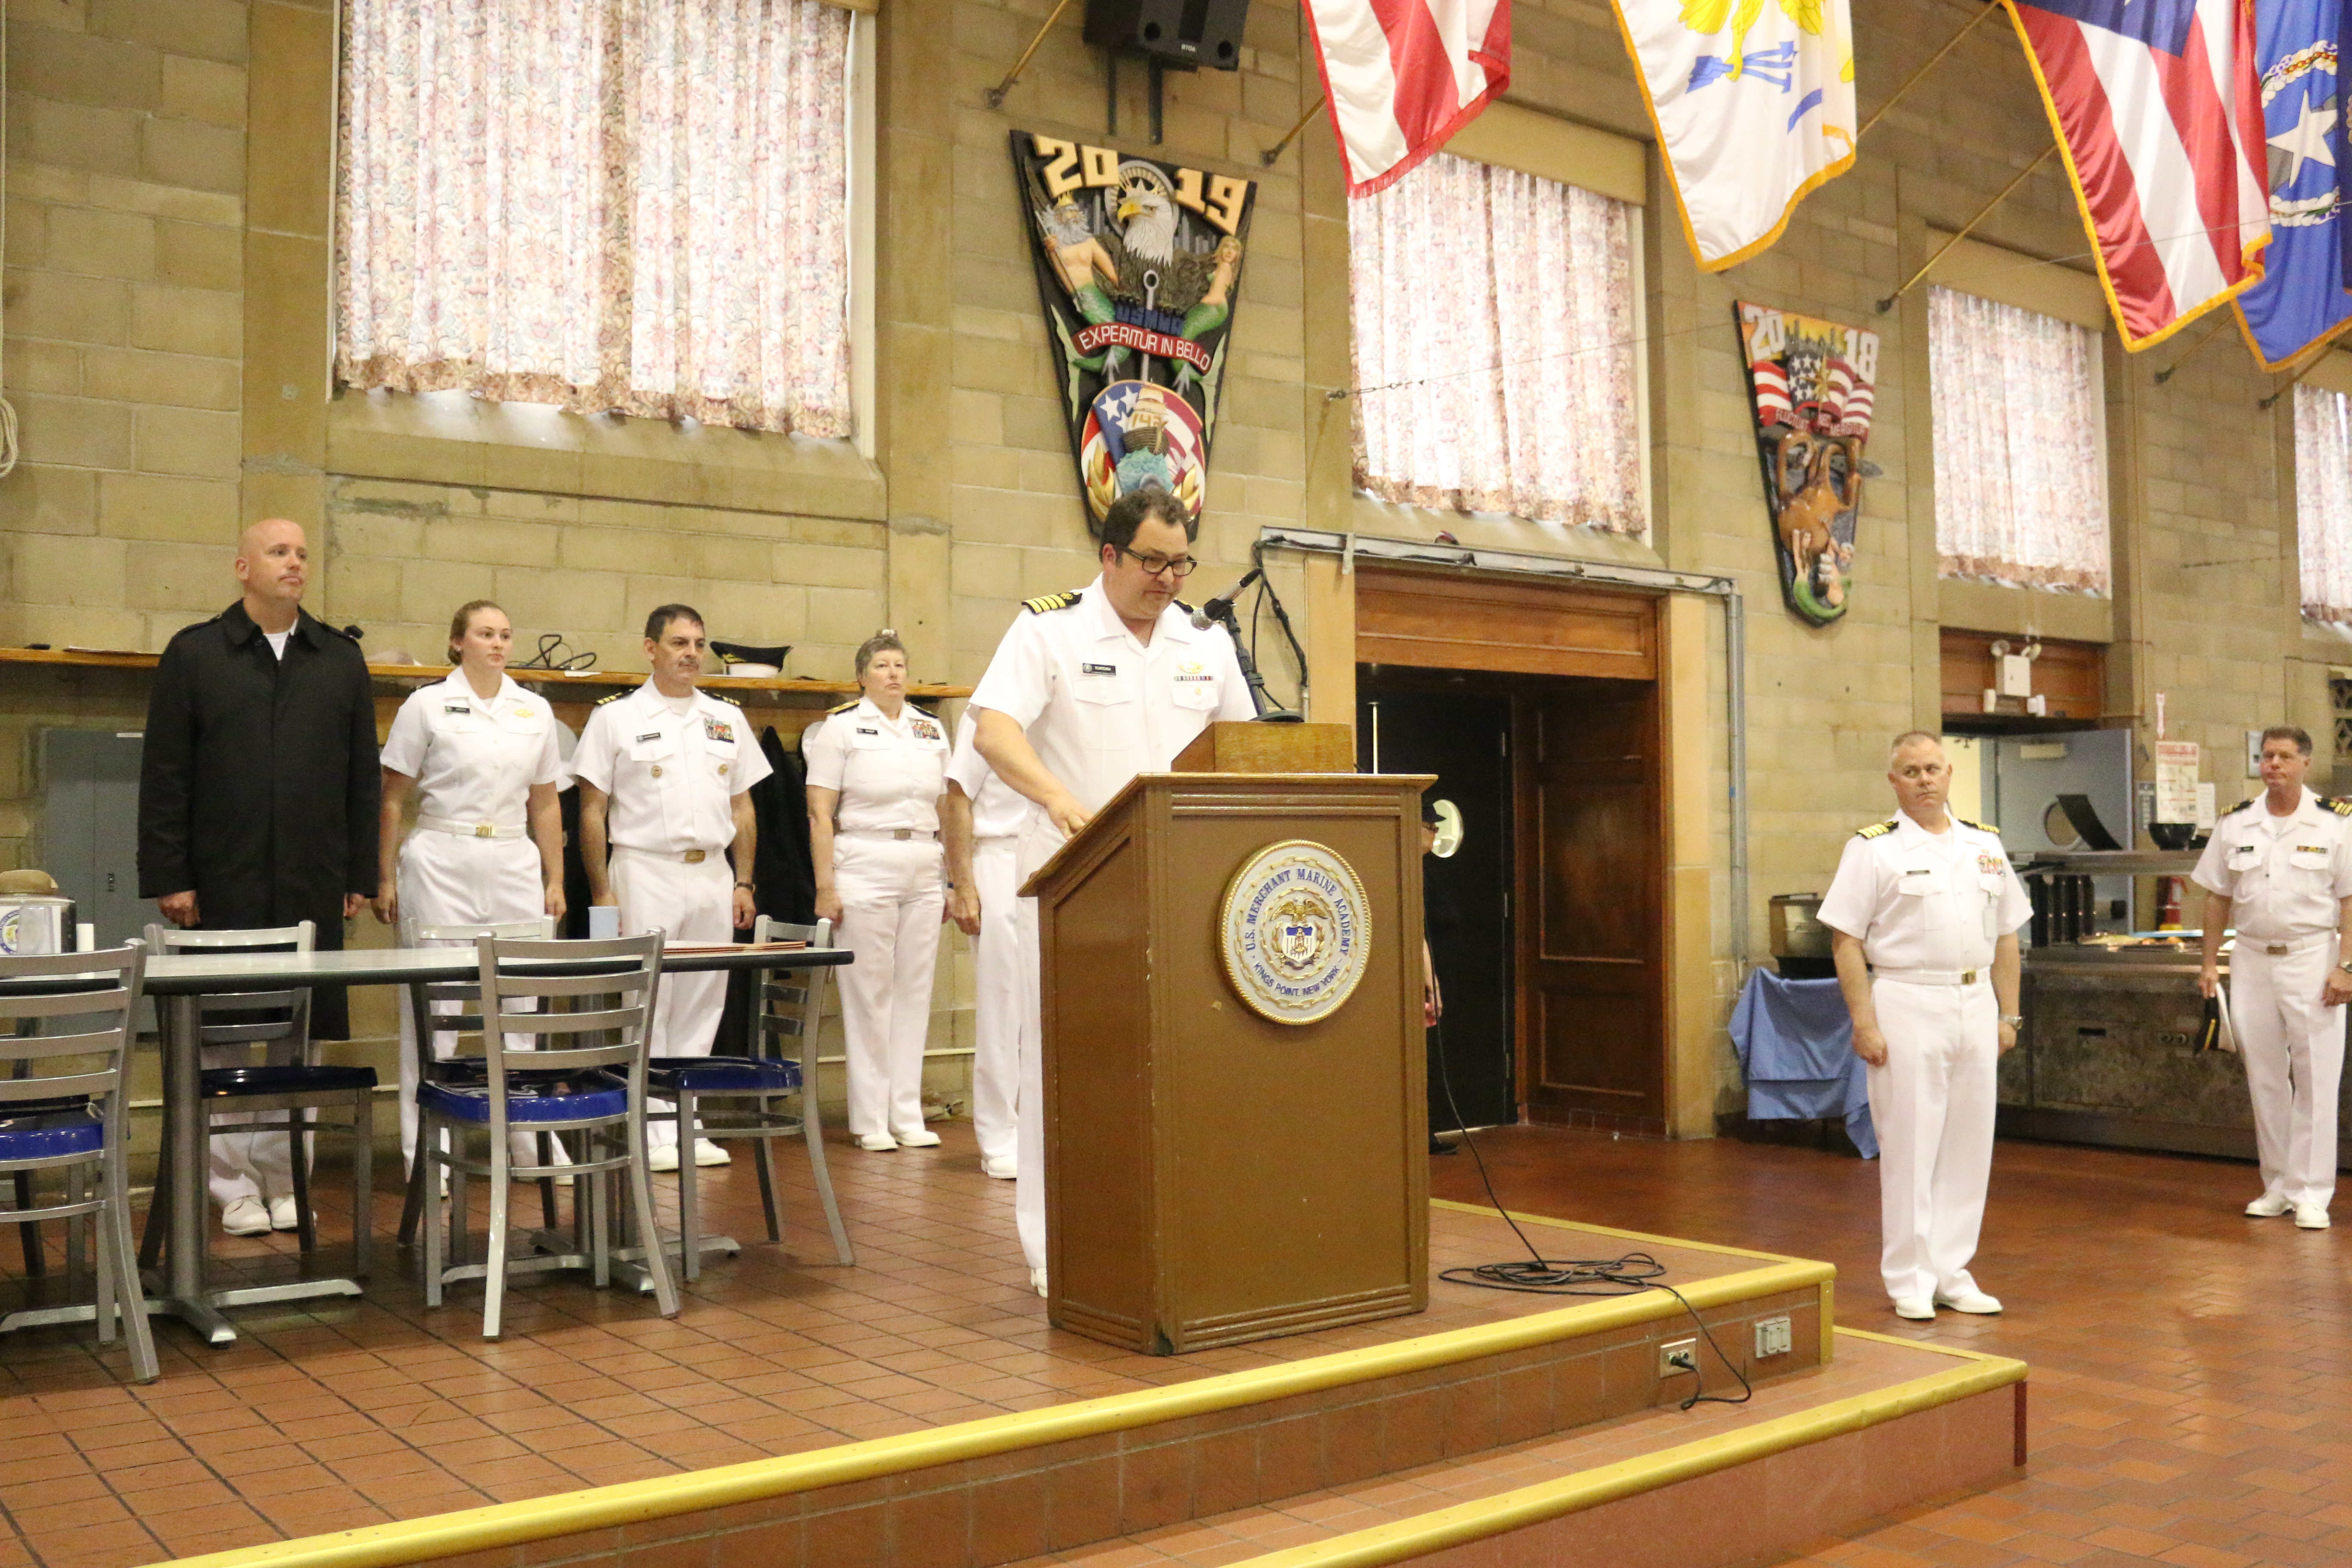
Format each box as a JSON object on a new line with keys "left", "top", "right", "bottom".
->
{"left": 1321, "top": 562, "right": 1719, "bottom": 1138}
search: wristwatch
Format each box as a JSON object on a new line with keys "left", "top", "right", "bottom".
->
{"left": 1999, "top": 1014, "right": 2024, "bottom": 1029}
{"left": 735, "top": 880, "right": 755, "bottom": 890}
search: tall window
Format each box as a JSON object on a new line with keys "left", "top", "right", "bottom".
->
{"left": 1347, "top": 152, "right": 1645, "bottom": 535}
{"left": 1929, "top": 286, "right": 2109, "bottom": 593}
{"left": 2297, "top": 383, "right": 2352, "bottom": 625}
{"left": 336, "top": 0, "right": 854, "bottom": 438}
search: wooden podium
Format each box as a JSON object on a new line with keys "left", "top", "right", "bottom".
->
{"left": 1022, "top": 723, "right": 1433, "bottom": 1354}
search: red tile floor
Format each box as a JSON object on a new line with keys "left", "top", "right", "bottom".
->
{"left": 3, "top": 1119, "right": 2344, "bottom": 1568}
{"left": 1426, "top": 1125, "right": 2352, "bottom": 1568}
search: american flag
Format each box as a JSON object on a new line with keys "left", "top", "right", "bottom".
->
{"left": 1301, "top": 0, "right": 1512, "bottom": 197}
{"left": 2005, "top": 0, "right": 2269, "bottom": 350}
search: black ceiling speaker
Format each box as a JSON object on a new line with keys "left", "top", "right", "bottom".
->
{"left": 1084, "top": 0, "right": 1248, "bottom": 70}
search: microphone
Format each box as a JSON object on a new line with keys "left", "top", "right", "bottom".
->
{"left": 1190, "top": 568, "right": 1261, "bottom": 629}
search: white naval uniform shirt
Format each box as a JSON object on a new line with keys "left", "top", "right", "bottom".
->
{"left": 568, "top": 680, "right": 772, "bottom": 854}
{"left": 2190, "top": 787, "right": 2352, "bottom": 940}
{"left": 945, "top": 713, "right": 1032, "bottom": 840}
{"left": 1817, "top": 812, "right": 2032, "bottom": 974}
{"left": 801, "top": 698, "right": 950, "bottom": 834}
{"left": 380, "top": 671, "right": 566, "bottom": 832}
{"left": 966, "top": 575, "right": 1256, "bottom": 819}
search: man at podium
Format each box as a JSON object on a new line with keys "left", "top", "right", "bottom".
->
{"left": 968, "top": 490, "right": 1256, "bottom": 1295}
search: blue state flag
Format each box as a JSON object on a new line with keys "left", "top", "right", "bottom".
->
{"left": 2241, "top": 0, "right": 2350, "bottom": 369}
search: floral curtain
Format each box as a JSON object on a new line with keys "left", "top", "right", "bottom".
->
{"left": 337, "top": 0, "right": 853, "bottom": 438}
{"left": 1928, "top": 285, "right": 2110, "bottom": 594}
{"left": 2296, "top": 384, "right": 2352, "bottom": 625}
{"left": 1347, "top": 152, "right": 1645, "bottom": 534}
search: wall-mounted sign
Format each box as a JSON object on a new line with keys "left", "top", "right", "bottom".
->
{"left": 1013, "top": 132, "right": 1255, "bottom": 535}
{"left": 1733, "top": 302, "right": 1880, "bottom": 627}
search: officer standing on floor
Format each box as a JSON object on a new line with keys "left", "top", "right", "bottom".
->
{"left": 943, "top": 708, "right": 1055, "bottom": 1182}
{"left": 1818, "top": 730, "right": 2029, "bottom": 1322}
{"left": 802, "top": 631, "right": 956, "bottom": 1154}
{"left": 571, "top": 604, "right": 771, "bottom": 1170}
{"left": 969, "top": 490, "right": 1256, "bottom": 1296}
{"left": 2194, "top": 725, "right": 2352, "bottom": 1230}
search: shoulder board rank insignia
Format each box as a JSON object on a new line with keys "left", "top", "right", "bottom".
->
{"left": 825, "top": 698, "right": 859, "bottom": 715}
{"left": 1855, "top": 819, "right": 1897, "bottom": 839}
{"left": 594, "top": 691, "right": 628, "bottom": 707}
{"left": 2326, "top": 798, "right": 2352, "bottom": 818}
{"left": 1173, "top": 599, "right": 1195, "bottom": 616}
{"left": 2224, "top": 797, "right": 2257, "bottom": 816}
{"left": 1022, "top": 591, "right": 1082, "bottom": 614}
{"left": 1959, "top": 818, "right": 1998, "bottom": 835}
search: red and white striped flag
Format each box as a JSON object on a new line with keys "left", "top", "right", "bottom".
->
{"left": 1301, "top": 0, "right": 1511, "bottom": 197}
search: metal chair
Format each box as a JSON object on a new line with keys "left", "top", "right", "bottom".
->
{"left": 394, "top": 916, "right": 562, "bottom": 1250}
{"left": 0, "top": 943, "right": 158, "bottom": 1381}
{"left": 416, "top": 931, "right": 679, "bottom": 1338}
{"left": 137, "top": 922, "right": 376, "bottom": 1279}
{"left": 645, "top": 916, "right": 854, "bottom": 1279}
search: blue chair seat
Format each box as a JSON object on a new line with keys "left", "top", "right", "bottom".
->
{"left": 0, "top": 1107, "right": 103, "bottom": 1161}
{"left": 418, "top": 1073, "right": 628, "bottom": 1125}
{"left": 201, "top": 1064, "right": 379, "bottom": 1097}
{"left": 646, "top": 1056, "right": 802, "bottom": 1093}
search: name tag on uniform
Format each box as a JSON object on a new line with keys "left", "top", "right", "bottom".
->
{"left": 703, "top": 717, "right": 734, "bottom": 743}
{"left": 855, "top": 726, "right": 879, "bottom": 736}
{"left": 443, "top": 703, "right": 470, "bottom": 716}
{"left": 1082, "top": 662, "right": 1117, "bottom": 676}
{"left": 636, "top": 732, "right": 662, "bottom": 744}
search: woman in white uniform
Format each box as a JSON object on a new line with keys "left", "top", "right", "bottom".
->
{"left": 804, "top": 631, "right": 952, "bottom": 1152}
{"left": 374, "top": 600, "right": 569, "bottom": 1168}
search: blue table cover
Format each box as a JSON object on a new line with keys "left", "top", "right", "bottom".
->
{"left": 1729, "top": 969, "right": 1877, "bottom": 1159}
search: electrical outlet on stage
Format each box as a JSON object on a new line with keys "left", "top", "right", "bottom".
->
{"left": 1754, "top": 1315, "right": 1793, "bottom": 1359}
{"left": 1659, "top": 1338, "right": 1699, "bottom": 1377}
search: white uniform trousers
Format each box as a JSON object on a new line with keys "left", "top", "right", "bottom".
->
{"left": 205, "top": 1047, "right": 300, "bottom": 1207}
{"left": 612, "top": 846, "right": 734, "bottom": 1151}
{"left": 970, "top": 838, "right": 1026, "bottom": 1168}
{"left": 395, "top": 830, "right": 549, "bottom": 1167}
{"left": 1011, "top": 821, "right": 1056, "bottom": 1274}
{"left": 2227, "top": 935, "right": 2345, "bottom": 1208}
{"left": 1866, "top": 977, "right": 1998, "bottom": 1304}
{"left": 834, "top": 834, "right": 946, "bottom": 1143}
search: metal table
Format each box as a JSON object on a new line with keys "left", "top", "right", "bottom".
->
{"left": 138, "top": 942, "right": 852, "bottom": 1344}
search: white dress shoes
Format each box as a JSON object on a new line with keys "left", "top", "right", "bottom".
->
{"left": 1029, "top": 1267, "right": 1048, "bottom": 1298}
{"left": 268, "top": 1195, "right": 301, "bottom": 1232}
{"left": 855, "top": 1133, "right": 899, "bottom": 1152}
{"left": 2246, "top": 1193, "right": 2294, "bottom": 1218}
{"left": 895, "top": 1128, "right": 942, "bottom": 1148}
{"left": 648, "top": 1143, "right": 681, "bottom": 1171}
{"left": 1892, "top": 1297, "right": 1934, "bottom": 1320}
{"left": 2294, "top": 1203, "right": 2331, "bottom": 1229}
{"left": 221, "top": 1197, "right": 271, "bottom": 1237}
{"left": 1934, "top": 1288, "right": 2003, "bottom": 1314}
{"left": 692, "top": 1139, "right": 731, "bottom": 1167}
{"left": 981, "top": 1155, "right": 1017, "bottom": 1180}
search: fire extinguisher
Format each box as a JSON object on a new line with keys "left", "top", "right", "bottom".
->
{"left": 2157, "top": 876, "right": 2184, "bottom": 930}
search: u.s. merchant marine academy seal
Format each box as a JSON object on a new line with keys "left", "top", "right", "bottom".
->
{"left": 1219, "top": 839, "right": 1372, "bottom": 1025}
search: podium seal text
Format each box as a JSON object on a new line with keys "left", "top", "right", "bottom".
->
{"left": 1219, "top": 839, "right": 1371, "bottom": 1025}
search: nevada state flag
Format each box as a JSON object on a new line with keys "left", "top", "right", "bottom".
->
{"left": 1610, "top": 0, "right": 1858, "bottom": 270}
{"left": 2007, "top": 0, "right": 2269, "bottom": 350}
{"left": 2236, "top": 0, "right": 2347, "bottom": 371}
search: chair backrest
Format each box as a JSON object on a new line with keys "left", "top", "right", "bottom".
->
{"left": 402, "top": 918, "right": 560, "bottom": 1038}
{"left": 751, "top": 916, "right": 834, "bottom": 1062}
{"left": 143, "top": 921, "right": 315, "bottom": 1049}
{"left": 0, "top": 943, "right": 147, "bottom": 1148}
{"left": 474, "top": 934, "right": 663, "bottom": 1108}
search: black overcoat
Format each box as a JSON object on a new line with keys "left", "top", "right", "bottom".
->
{"left": 137, "top": 601, "right": 381, "bottom": 1036}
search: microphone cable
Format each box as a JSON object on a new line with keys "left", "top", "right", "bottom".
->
{"left": 1430, "top": 1015, "right": 1753, "bottom": 1412}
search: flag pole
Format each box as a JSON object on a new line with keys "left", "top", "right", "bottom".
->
{"left": 985, "top": 0, "right": 1082, "bottom": 110}
{"left": 2153, "top": 314, "right": 2233, "bottom": 385}
{"left": 1262, "top": 96, "right": 1330, "bottom": 166}
{"left": 1874, "top": 144, "right": 2057, "bottom": 313}
{"left": 1857, "top": 3, "right": 2002, "bottom": 141}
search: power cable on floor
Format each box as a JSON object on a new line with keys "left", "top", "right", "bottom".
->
{"left": 1430, "top": 1018, "right": 1753, "bottom": 1412}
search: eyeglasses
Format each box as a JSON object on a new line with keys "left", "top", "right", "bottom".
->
{"left": 1114, "top": 547, "right": 1199, "bottom": 579}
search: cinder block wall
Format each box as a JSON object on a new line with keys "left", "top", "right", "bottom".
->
{"left": 0, "top": 0, "right": 2332, "bottom": 1127}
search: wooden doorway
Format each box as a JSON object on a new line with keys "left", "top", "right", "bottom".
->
{"left": 1354, "top": 566, "right": 1668, "bottom": 1133}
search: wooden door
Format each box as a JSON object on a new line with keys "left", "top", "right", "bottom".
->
{"left": 1520, "top": 680, "right": 1665, "bottom": 1129}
